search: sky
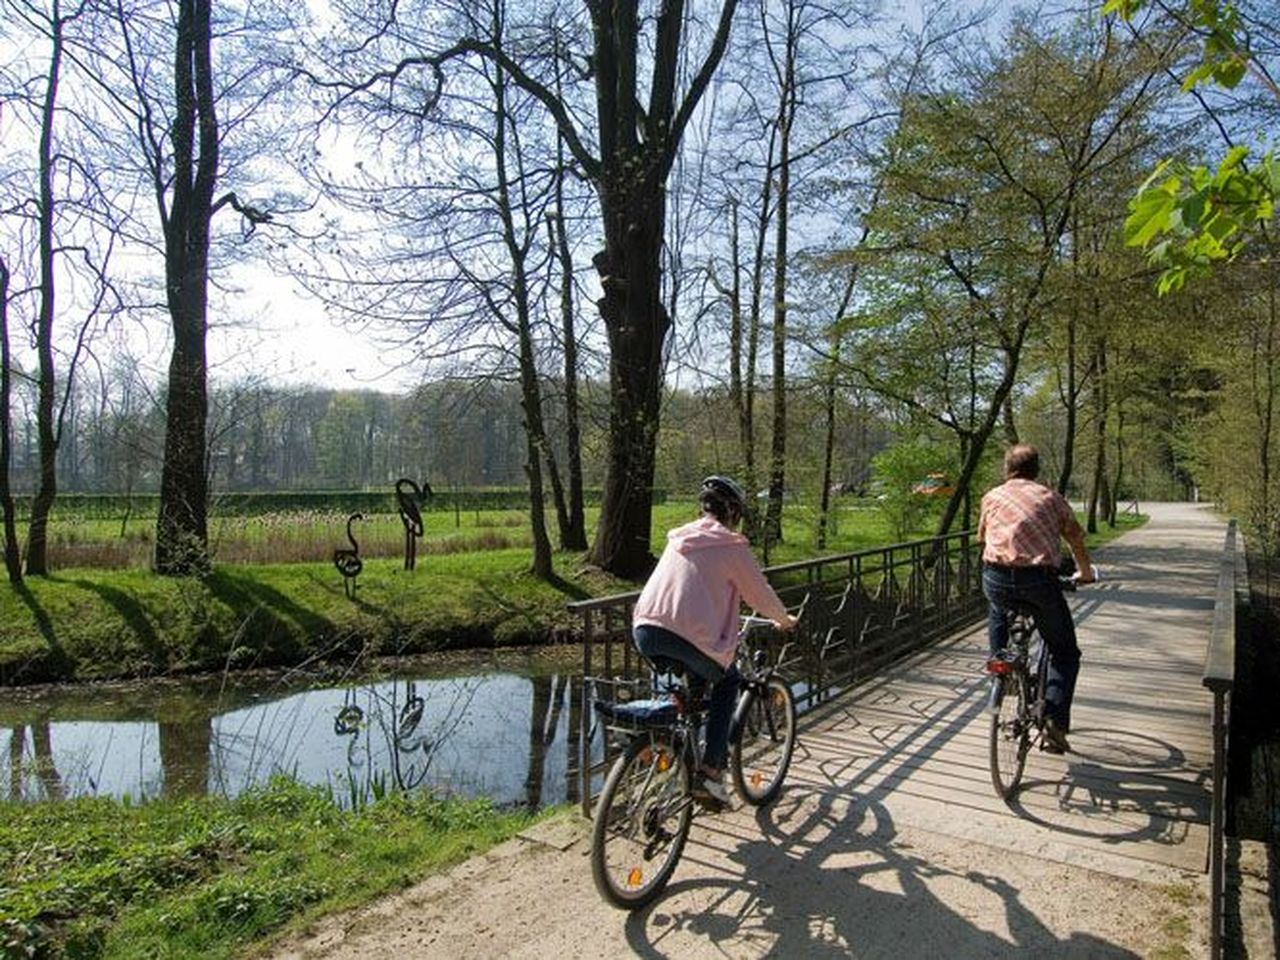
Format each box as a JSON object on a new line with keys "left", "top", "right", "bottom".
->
{"left": 211, "top": 263, "right": 418, "bottom": 392}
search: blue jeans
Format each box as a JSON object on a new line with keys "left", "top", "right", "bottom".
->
{"left": 633, "top": 624, "right": 740, "bottom": 771}
{"left": 982, "top": 564, "right": 1080, "bottom": 731}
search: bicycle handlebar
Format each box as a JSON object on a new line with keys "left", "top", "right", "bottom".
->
{"left": 739, "top": 591, "right": 809, "bottom": 636}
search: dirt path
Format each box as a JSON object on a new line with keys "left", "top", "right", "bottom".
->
{"left": 268, "top": 800, "right": 1204, "bottom": 959}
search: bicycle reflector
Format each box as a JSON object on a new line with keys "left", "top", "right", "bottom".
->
{"left": 984, "top": 657, "right": 1014, "bottom": 675}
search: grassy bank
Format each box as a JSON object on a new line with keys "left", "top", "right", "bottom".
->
{"left": 0, "top": 550, "right": 625, "bottom": 685}
{"left": 0, "top": 777, "right": 547, "bottom": 960}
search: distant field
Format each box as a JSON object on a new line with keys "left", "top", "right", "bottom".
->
{"left": 21, "top": 490, "right": 1140, "bottom": 573}
{"left": 32, "top": 494, "right": 916, "bottom": 570}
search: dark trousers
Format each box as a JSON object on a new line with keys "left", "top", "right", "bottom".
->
{"left": 633, "top": 623, "right": 740, "bottom": 771}
{"left": 982, "top": 564, "right": 1080, "bottom": 731}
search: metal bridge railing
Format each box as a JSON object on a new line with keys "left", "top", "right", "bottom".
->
{"left": 1203, "top": 519, "right": 1245, "bottom": 959}
{"left": 570, "top": 529, "right": 986, "bottom": 817}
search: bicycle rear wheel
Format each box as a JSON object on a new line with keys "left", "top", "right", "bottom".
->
{"left": 590, "top": 732, "right": 693, "bottom": 909}
{"left": 989, "top": 670, "right": 1030, "bottom": 800}
{"left": 731, "top": 676, "right": 797, "bottom": 805}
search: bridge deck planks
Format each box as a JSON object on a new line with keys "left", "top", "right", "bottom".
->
{"left": 765, "top": 503, "right": 1222, "bottom": 884}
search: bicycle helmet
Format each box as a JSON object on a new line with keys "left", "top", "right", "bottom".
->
{"left": 699, "top": 475, "right": 747, "bottom": 525}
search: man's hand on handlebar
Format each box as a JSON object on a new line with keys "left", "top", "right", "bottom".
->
{"left": 1072, "top": 563, "right": 1099, "bottom": 585}
{"left": 775, "top": 613, "right": 800, "bottom": 632}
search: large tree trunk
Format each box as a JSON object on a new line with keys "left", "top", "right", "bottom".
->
{"left": 588, "top": 188, "right": 669, "bottom": 577}
{"left": 1057, "top": 307, "right": 1079, "bottom": 495}
{"left": 743, "top": 133, "right": 775, "bottom": 517}
{"left": 155, "top": 0, "right": 217, "bottom": 575}
{"left": 817, "top": 269, "right": 859, "bottom": 551}
{"left": 0, "top": 260, "right": 20, "bottom": 583}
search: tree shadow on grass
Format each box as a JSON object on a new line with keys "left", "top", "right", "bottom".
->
{"left": 67, "top": 578, "right": 169, "bottom": 667}
{"left": 206, "top": 569, "right": 337, "bottom": 665}
{"left": 546, "top": 573, "right": 591, "bottom": 602}
{"left": 5, "top": 583, "right": 71, "bottom": 683}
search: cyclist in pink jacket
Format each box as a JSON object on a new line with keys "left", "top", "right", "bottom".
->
{"left": 632, "top": 476, "right": 798, "bottom": 807}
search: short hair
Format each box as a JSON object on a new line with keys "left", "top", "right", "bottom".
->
{"left": 1004, "top": 444, "right": 1040, "bottom": 480}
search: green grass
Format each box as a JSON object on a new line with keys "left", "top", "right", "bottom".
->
{"left": 0, "top": 777, "right": 547, "bottom": 960}
{"left": 0, "top": 550, "right": 625, "bottom": 683}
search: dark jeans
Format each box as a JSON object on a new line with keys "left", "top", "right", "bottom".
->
{"left": 633, "top": 623, "right": 740, "bottom": 771}
{"left": 982, "top": 564, "right": 1080, "bottom": 731}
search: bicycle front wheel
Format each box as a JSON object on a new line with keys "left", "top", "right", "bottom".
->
{"left": 731, "top": 676, "right": 797, "bottom": 805}
{"left": 989, "top": 670, "right": 1030, "bottom": 800}
{"left": 590, "top": 732, "right": 693, "bottom": 909}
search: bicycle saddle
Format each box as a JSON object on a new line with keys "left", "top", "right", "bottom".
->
{"left": 594, "top": 698, "right": 679, "bottom": 727}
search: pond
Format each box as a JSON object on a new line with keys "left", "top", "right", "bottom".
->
{"left": 0, "top": 648, "right": 597, "bottom": 810}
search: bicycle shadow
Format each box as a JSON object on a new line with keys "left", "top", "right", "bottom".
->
{"left": 1000, "top": 726, "right": 1209, "bottom": 848}
{"left": 622, "top": 787, "right": 1142, "bottom": 958}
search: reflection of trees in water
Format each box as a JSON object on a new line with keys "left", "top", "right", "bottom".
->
{"left": 8, "top": 725, "right": 23, "bottom": 800}
{"left": 2, "top": 663, "right": 588, "bottom": 807}
{"left": 160, "top": 717, "right": 212, "bottom": 797}
{"left": 4, "top": 720, "right": 65, "bottom": 801}
{"left": 525, "top": 676, "right": 553, "bottom": 808}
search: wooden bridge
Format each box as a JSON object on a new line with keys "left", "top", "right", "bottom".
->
{"left": 565, "top": 501, "right": 1268, "bottom": 957}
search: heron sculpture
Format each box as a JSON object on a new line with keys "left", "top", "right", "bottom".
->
{"left": 333, "top": 512, "right": 364, "bottom": 597}
{"left": 395, "top": 478, "right": 433, "bottom": 570}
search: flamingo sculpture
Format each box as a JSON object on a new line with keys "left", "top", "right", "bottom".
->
{"left": 333, "top": 512, "right": 364, "bottom": 597}
{"left": 395, "top": 478, "right": 433, "bottom": 570}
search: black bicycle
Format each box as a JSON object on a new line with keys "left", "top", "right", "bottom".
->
{"left": 588, "top": 603, "right": 804, "bottom": 909}
{"left": 985, "top": 577, "right": 1084, "bottom": 800}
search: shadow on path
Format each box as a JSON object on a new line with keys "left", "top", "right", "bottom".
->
{"left": 624, "top": 789, "right": 1140, "bottom": 958}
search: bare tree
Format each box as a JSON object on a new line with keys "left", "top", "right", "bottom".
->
{"left": 306, "top": 0, "right": 743, "bottom": 576}
{"left": 2, "top": 0, "right": 118, "bottom": 576}
{"left": 0, "top": 257, "right": 20, "bottom": 582}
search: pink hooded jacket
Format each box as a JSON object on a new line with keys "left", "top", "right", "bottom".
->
{"left": 632, "top": 516, "right": 790, "bottom": 668}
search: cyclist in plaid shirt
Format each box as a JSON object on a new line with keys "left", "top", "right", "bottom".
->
{"left": 978, "top": 444, "right": 1094, "bottom": 754}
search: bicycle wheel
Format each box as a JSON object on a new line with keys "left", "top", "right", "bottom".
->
{"left": 590, "top": 732, "right": 693, "bottom": 909}
{"left": 989, "top": 669, "right": 1030, "bottom": 800}
{"left": 731, "top": 676, "right": 797, "bottom": 805}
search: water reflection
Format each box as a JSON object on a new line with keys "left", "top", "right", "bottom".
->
{"left": 1, "top": 657, "right": 591, "bottom": 809}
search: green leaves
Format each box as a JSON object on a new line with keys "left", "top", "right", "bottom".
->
{"left": 1104, "top": 1, "right": 1251, "bottom": 93}
{"left": 1122, "top": 147, "right": 1276, "bottom": 294}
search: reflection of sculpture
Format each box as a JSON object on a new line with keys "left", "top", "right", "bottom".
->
{"left": 396, "top": 684, "right": 426, "bottom": 745}
{"left": 334, "top": 703, "right": 364, "bottom": 736}
{"left": 333, "top": 513, "right": 364, "bottom": 597}
{"left": 395, "top": 479, "right": 433, "bottom": 570}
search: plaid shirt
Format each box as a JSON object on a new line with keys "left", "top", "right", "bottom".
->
{"left": 977, "top": 478, "right": 1081, "bottom": 568}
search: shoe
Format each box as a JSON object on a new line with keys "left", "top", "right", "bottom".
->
{"left": 1043, "top": 718, "right": 1071, "bottom": 755}
{"left": 692, "top": 770, "right": 731, "bottom": 810}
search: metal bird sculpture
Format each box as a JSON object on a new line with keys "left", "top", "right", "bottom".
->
{"left": 395, "top": 478, "right": 433, "bottom": 570}
{"left": 333, "top": 512, "right": 364, "bottom": 597}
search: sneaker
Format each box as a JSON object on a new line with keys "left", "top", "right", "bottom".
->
{"left": 692, "top": 770, "right": 731, "bottom": 810}
{"left": 1043, "top": 718, "right": 1071, "bottom": 755}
